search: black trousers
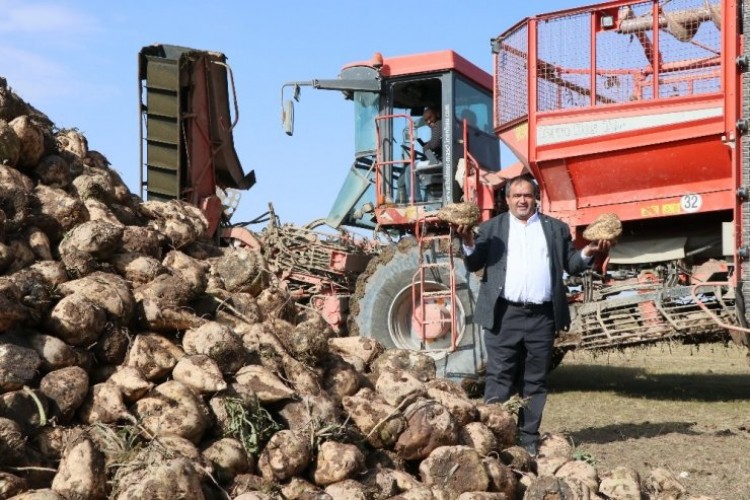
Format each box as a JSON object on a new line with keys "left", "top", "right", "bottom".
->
{"left": 483, "top": 299, "right": 556, "bottom": 442}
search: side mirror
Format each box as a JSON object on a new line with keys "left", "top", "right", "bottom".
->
{"left": 283, "top": 100, "right": 294, "bottom": 136}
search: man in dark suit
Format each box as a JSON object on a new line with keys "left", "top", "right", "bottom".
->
{"left": 457, "top": 175, "right": 609, "bottom": 456}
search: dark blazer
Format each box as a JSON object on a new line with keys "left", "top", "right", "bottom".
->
{"left": 464, "top": 211, "right": 590, "bottom": 333}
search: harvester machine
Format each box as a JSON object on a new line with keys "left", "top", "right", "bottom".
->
{"left": 284, "top": 0, "right": 750, "bottom": 384}
{"left": 138, "top": 44, "right": 374, "bottom": 332}
{"left": 283, "top": 52, "right": 503, "bottom": 382}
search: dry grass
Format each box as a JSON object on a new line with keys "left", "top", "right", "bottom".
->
{"left": 90, "top": 423, "right": 145, "bottom": 469}
{"left": 544, "top": 342, "right": 750, "bottom": 500}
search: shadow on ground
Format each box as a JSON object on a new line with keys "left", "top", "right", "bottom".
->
{"left": 547, "top": 365, "right": 750, "bottom": 402}
{"left": 563, "top": 421, "right": 701, "bottom": 445}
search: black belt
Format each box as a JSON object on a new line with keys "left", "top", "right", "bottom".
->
{"left": 503, "top": 299, "right": 552, "bottom": 312}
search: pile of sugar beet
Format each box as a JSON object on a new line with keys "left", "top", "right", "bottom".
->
{"left": 0, "top": 78, "right": 710, "bottom": 500}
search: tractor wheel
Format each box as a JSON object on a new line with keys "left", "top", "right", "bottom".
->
{"left": 349, "top": 239, "right": 485, "bottom": 383}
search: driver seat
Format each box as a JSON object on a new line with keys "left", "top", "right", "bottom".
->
{"left": 415, "top": 151, "right": 443, "bottom": 202}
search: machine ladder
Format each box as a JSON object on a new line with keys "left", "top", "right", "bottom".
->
{"left": 411, "top": 222, "right": 459, "bottom": 352}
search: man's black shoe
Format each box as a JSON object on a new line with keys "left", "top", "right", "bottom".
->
{"left": 520, "top": 436, "right": 538, "bottom": 458}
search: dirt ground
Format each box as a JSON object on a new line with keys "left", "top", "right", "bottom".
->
{"left": 542, "top": 342, "right": 750, "bottom": 500}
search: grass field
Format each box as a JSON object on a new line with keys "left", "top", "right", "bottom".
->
{"left": 543, "top": 342, "right": 750, "bottom": 499}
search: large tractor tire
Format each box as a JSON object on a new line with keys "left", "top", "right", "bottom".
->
{"left": 349, "top": 239, "right": 485, "bottom": 383}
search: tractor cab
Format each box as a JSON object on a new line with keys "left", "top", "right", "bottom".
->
{"left": 283, "top": 51, "right": 500, "bottom": 231}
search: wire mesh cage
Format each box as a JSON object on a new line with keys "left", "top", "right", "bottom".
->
{"left": 596, "top": 1, "right": 656, "bottom": 103}
{"left": 537, "top": 12, "right": 593, "bottom": 112}
{"left": 495, "top": 0, "right": 722, "bottom": 125}
{"left": 656, "top": 0, "right": 722, "bottom": 98}
{"left": 494, "top": 23, "right": 529, "bottom": 129}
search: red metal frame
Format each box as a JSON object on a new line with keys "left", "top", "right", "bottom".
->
{"left": 651, "top": 2, "right": 660, "bottom": 100}
{"left": 185, "top": 56, "right": 223, "bottom": 237}
{"left": 371, "top": 113, "right": 457, "bottom": 228}
{"left": 411, "top": 223, "right": 459, "bottom": 352}
{"left": 373, "top": 113, "right": 417, "bottom": 208}
{"left": 372, "top": 117, "right": 504, "bottom": 226}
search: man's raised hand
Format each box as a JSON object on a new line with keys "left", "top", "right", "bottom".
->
{"left": 455, "top": 224, "right": 475, "bottom": 248}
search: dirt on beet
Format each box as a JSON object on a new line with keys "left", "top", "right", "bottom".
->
{"left": 542, "top": 342, "right": 750, "bottom": 500}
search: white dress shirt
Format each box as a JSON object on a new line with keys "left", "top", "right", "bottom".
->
{"left": 503, "top": 212, "right": 551, "bottom": 304}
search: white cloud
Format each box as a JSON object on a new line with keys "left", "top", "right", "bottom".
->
{"left": 0, "top": 2, "right": 113, "bottom": 109}
{"left": 0, "top": 44, "right": 119, "bottom": 115}
{"left": 0, "top": 0, "right": 100, "bottom": 36}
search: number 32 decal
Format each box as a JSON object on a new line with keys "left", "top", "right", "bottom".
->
{"left": 680, "top": 193, "right": 702, "bottom": 213}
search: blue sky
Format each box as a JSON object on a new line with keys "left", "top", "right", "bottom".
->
{"left": 2, "top": 0, "right": 586, "bottom": 227}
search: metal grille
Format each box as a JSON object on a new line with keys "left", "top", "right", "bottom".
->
{"left": 495, "top": 23, "right": 529, "bottom": 128}
{"left": 657, "top": 0, "right": 722, "bottom": 97}
{"left": 600, "top": 0, "right": 721, "bottom": 102}
{"left": 532, "top": 0, "right": 721, "bottom": 112}
{"left": 596, "top": 2, "right": 655, "bottom": 103}
{"left": 564, "top": 286, "right": 736, "bottom": 350}
{"left": 537, "top": 12, "right": 592, "bottom": 112}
